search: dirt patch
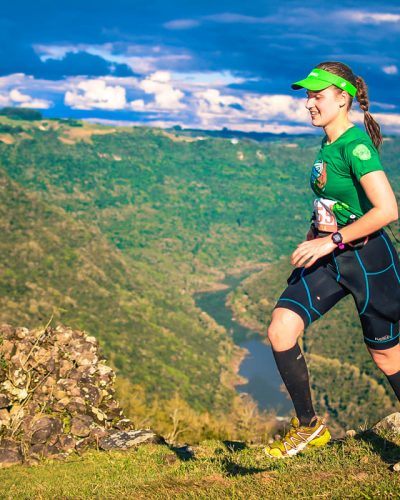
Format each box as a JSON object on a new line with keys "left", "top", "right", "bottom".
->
{"left": 19, "top": 132, "right": 33, "bottom": 140}
{"left": 58, "top": 126, "right": 116, "bottom": 144}
{"left": 256, "top": 471, "right": 278, "bottom": 484}
{"left": 58, "top": 137, "right": 76, "bottom": 145}
{"left": 161, "top": 131, "right": 206, "bottom": 142}
{"left": 202, "top": 473, "right": 230, "bottom": 485}
{"left": 0, "top": 134, "right": 14, "bottom": 144}
{"left": 352, "top": 472, "right": 369, "bottom": 481}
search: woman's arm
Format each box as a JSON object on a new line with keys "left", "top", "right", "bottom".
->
{"left": 291, "top": 170, "right": 398, "bottom": 268}
{"left": 339, "top": 170, "right": 398, "bottom": 244}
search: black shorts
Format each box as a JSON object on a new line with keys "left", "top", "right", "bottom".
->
{"left": 274, "top": 229, "right": 400, "bottom": 350}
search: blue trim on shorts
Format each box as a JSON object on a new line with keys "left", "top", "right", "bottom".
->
{"left": 278, "top": 298, "right": 312, "bottom": 326}
{"left": 300, "top": 268, "right": 322, "bottom": 318}
{"left": 367, "top": 264, "right": 394, "bottom": 276}
{"left": 354, "top": 250, "right": 369, "bottom": 315}
{"left": 332, "top": 252, "right": 341, "bottom": 282}
{"left": 380, "top": 232, "right": 400, "bottom": 284}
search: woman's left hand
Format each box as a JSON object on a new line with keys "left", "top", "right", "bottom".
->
{"left": 291, "top": 236, "right": 337, "bottom": 268}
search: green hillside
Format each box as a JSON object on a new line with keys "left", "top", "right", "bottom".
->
{"left": 0, "top": 167, "right": 237, "bottom": 413}
{"left": 0, "top": 115, "right": 399, "bottom": 435}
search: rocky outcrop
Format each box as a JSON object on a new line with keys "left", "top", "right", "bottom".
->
{"left": 372, "top": 412, "right": 400, "bottom": 435}
{"left": 0, "top": 324, "right": 160, "bottom": 467}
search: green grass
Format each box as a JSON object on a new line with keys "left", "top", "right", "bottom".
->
{"left": 2, "top": 431, "right": 399, "bottom": 499}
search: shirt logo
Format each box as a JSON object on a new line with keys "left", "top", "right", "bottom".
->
{"left": 311, "top": 158, "right": 327, "bottom": 192}
{"left": 352, "top": 144, "right": 372, "bottom": 161}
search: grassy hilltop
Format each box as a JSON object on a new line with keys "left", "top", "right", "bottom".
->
{"left": 0, "top": 113, "right": 399, "bottom": 439}
{"left": 1, "top": 429, "right": 399, "bottom": 499}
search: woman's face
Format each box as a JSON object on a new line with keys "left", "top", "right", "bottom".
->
{"left": 305, "top": 86, "right": 347, "bottom": 128}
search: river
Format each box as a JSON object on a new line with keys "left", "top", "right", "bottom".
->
{"left": 194, "top": 273, "right": 292, "bottom": 417}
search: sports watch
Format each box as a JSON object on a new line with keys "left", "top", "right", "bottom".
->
{"left": 331, "top": 231, "right": 345, "bottom": 250}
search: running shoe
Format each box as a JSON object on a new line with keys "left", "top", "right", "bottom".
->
{"left": 264, "top": 416, "right": 331, "bottom": 459}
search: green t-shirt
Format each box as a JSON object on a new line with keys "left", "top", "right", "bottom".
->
{"left": 310, "top": 126, "right": 384, "bottom": 226}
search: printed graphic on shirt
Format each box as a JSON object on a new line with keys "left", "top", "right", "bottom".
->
{"left": 352, "top": 144, "right": 372, "bottom": 161}
{"left": 310, "top": 158, "right": 327, "bottom": 192}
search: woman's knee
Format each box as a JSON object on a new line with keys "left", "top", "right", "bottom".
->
{"left": 267, "top": 308, "right": 305, "bottom": 351}
{"left": 368, "top": 345, "right": 400, "bottom": 375}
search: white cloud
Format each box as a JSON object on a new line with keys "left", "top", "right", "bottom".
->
{"left": 243, "top": 94, "right": 308, "bottom": 123}
{"left": 0, "top": 73, "right": 29, "bottom": 89}
{"left": 371, "top": 101, "right": 396, "bottom": 110}
{"left": 33, "top": 42, "right": 192, "bottom": 75}
{"left": 0, "top": 87, "right": 52, "bottom": 109}
{"left": 205, "top": 13, "right": 271, "bottom": 24}
{"left": 163, "top": 19, "right": 200, "bottom": 30}
{"left": 130, "top": 71, "right": 186, "bottom": 111}
{"left": 192, "top": 88, "right": 310, "bottom": 129}
{"left": 172, "top": 70, "right": 248, "bottom": 89}
{"left": 193, "top": 89, "right": 243, "bottom": 127}
{"left": 9, "top": 89, "right": 31, "bottom": 103}
{"left": 21, "top": 99, "right": 52, "bottom": 109}
{"left": 0, "top": 94, "right": 11, "bottom": 107}
{"left": 224, "top": 122, "right": 312, "bottom": 134}
{"left": 339, "top": 10, "right": 400, "bottom": 24}
{"left": 64, "top": 79, "right": 127, "bottom": 110}
{"left": 382, "top": 65, "right": 398, "bottom": 75}
{"left": 374, "top": 112, "right": 400, "bottom": 126}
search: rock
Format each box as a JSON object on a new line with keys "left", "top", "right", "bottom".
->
{"left": 99, "top": 430, "right": 166, "bottom": 451}
{"left": 81, "top": 385, "right": 102, "bottom": 406}
{"left": 75, "top": 435, "right": 97, "bottom": 451}
{"left": 29, "top": 443, "right": 47, "bottom": 458}
{"left": 0, "top": 409, "right": 11, "bottom": 426}
{"left": 71, "top": 415, "right": 93, "bottom": 437}
{"left": 0, "top": 438, "right": 20, "bottom": 450}
{"left": 0, "top": 394, "right": 10, "bottom": 408}
{"left": 88, "top": 406, "right": 108, "bottom": 424}
{"left": 15, "top": 327, "right": 29, "bottom": 340}
{"left": 372, "top": 413, "right": 400, "bottom": 435}
{"left": 346, "top": 429, "right": 357, "bottom": 438}
{"left": 114, "top": 418, "right": 134, "bottom": 431}
{"left": 57, "top": 434, "right": 76, "bottom": 452}
{"left": 30, "top": 416, "right": 62, "bottom": 446}
{"left": 66, "top": 397, "right": 86, "bottom": 414}
{"left": 393, "top": 462, "right": 400, "bottom": 472}
{"left": 0, "top": 324, "right": 144, "bottom": 466}
{"left": 89, "top": 427, "right": 108, "bottom": 441}
{"left": 0, "top": 448, "right": 23, "bottom": 468}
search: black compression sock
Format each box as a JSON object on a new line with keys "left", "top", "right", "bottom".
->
{"left": 272, "top": 343, "right": 316, "bottom": 426}
{"left": 386, "top": 371, "right": 400, "bottom": 402}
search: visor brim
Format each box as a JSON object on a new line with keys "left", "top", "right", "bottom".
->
{"left": 291, "top": 78, "right": 332, "bottom": 91}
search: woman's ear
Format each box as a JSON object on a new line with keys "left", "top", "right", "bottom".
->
{"left": 339, "top": 91, "right": 348, "bottom": 108}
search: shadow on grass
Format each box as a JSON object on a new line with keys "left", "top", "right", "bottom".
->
{"left": 222, "top": 440, "right": 248, "bottom": 452}
{"left": 219, "top": 457, "right": 267, "bottom": 477}
{"left": 167, "top": 444, "right": 195, "bottom": 461}
{"left": 356, "top": 431, "right": 400, "bottom": 467}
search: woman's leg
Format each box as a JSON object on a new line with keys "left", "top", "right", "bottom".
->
{"left": 368, "top": 345, "right": 400, "bottom": 401}
{"left": 268, "top": 307, "right": 316, "bottom": 426}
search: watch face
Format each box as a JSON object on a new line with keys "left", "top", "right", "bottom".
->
{"left": 332, "top": 232, "right": 343, "bottom": 244}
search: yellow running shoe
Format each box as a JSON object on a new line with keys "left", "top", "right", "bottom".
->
{"left": 264, "top": 416, "right": 331, "bottom": 459}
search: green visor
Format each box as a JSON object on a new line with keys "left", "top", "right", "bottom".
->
{"left": 291, "top": 68, "right": 357, "bottom": 97}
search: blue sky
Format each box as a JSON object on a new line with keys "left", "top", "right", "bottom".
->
{"left": 1, "top": 0, "right": 399, "bottom": 133}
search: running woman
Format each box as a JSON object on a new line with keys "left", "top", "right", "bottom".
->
{"left": 264, "top": 61, "right": 400, "bottom": 459}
